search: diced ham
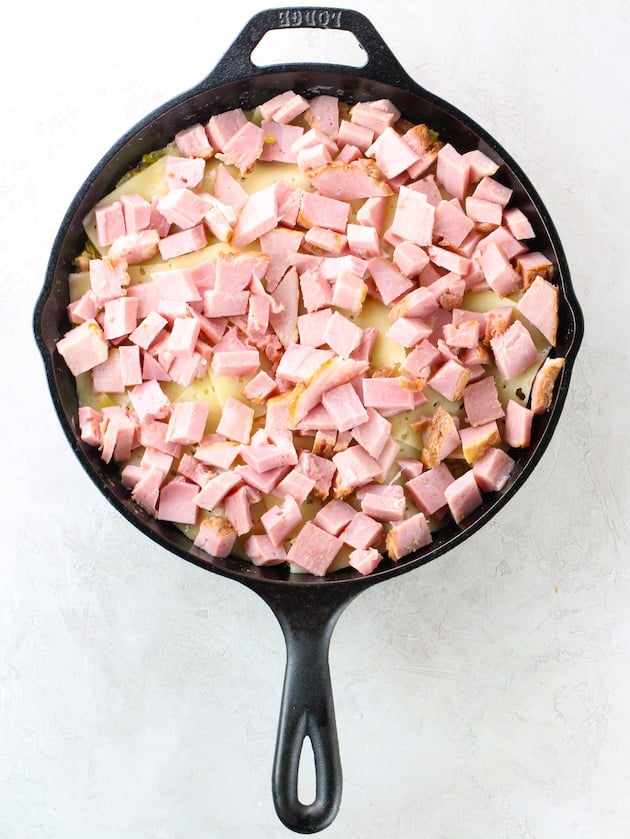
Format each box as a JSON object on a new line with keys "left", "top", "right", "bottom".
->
{"left": 322, "top": 382, "right": 369, "bottom": 432}
{"left": 443, "top": 318, "right": 481, "bottom": 350}
{"left": 243, "top": 533, "right": 288, "bottom": 566}
{"left": 131, "top": 466, "right": 164, "bottom": 515}
{"left": 389, "top": 186, "right": 435, "bottom": 247}
{"left": 463, "top": 376, "right": 505, "bottom": 427}
{"left": 443, "top": 470, "right": 483, "bottom": 523}
{"left": 420, "top": 406, "right": 461, "bottom": 468}
{"left": 405, "top": 462, "right": 454, "bottom": 516}
{"left": 427, "top": 245, "right": 471, "bottom": 277}
{"left": 436, "top": 143, "right": 470, "bottom": 200}
{"left": 213, "top": 162, "right": 249, "bottom": 215}
{"left": 385, "top": 512, "right": 432, "bottom": 560}
{"left": 259, "top": 90, "right": 309, "bottom": 124}
{"left": 515, "top": 251, "right": 554, "bottom": 289}
{"left": 204, "top": 290, "right": 250, "bottom": 318}
{"left": 166, "top": 316, "right": 201, "bottom": 357}
{"left": 503, "top": 207, "right": 535, "bottom": 240}
{"left": 367, "top": 257, "right": 414, "bottom": 305}
{"left": 288, "top": 357, "right": 368, "bottom": 424}
{"left": 298, "top": 191, "right": 350, "bottom": 233}
{"left": 157, "top": 479, "right": 199, "bottom": 524}
{"left": 504, "top": 399, "right": 534, "bottom": 448}
{"left": 164, "top": 155, "right": 205, "bottom": 190}
{"left": 231, "top": 183, "right": 279, "bottom": 248}
{"left": 359, "top": 483, "right": 406, "bottom": 521}
{"left": 91, "top": 348, "right": 124, "bottom": 393}
{"left": 472, "top": 175, "right": 512, "bottom": 208}
{"left": 530, "top": 356, "right": 565, "bottom": 414}
{"left": 473, "top": 447, "right": 515, "bottom": 492}
{"left": 330, "top": 270, "right": 367, "bottom": 314}
{"left": 434, "top": 198, "right": 475, "bottom": 249}
{"left": 479, "top": 241, "right": 521, "bottom": 296}
{"left": 243, "top": 370, "right": 277, "bottom": 402}
{"left": 366, "top": 126, "right": 421, "bottom": 178}
{"left": 286, "top": 521, "right": 342, "bottom": 576}
{"left": 297, "top": 144, "right": 333, "bottom": 174}
{"left": 490, "top": 320, "right": 539, "bottom": 379}
{"left": 459, "top": 420, "right": 502, "bottom": 464}
{"left": 386, "top": 316, "right": 433, "bottom": 348}
{"left": 193, "top": 516, "right": 237, "bottom": 558}
{"left": 351, "top": 407, "right": 392, "bottom": 460}
{"left": 223, "top": 485, "right": 260, "bottom": 536}
{"left": 175, "top": 123, "right": 214, "bottom": 159}
{"left": 94, "top": 201, "right": 126, "bottom": 247}
{"left": 216, "top": 120, "right": 264, "bottom": 175}
{"left": 304, "top": 94, "right": 340, "bottom": 135}
{"left": 260, "top": 119, "right": 304, "bottom": 163}
{"left": 462, "top": 149, "right": 500, "bottom": 182}
{"left": 211, "top": 349, "right": 260, "bottom": 378}
{"left": 517, "top": 275, "right": 559, "bottom": 346}
{"left": 332, "top": 445, "right": 383, "bottom": 497}
{"left": 89, "top": 256, "right": 130, "bottom": 305}
{"left": 348, "top": 548, "right": 382, "bottom": 575}
{"left": 57, "top": 318, "right": 109, "bottom": 376}
{"left": 158, "top": 224, "right": 207, "bottom": 260}
{"left": 340, "top": 511, "right": 383, "bottom": 550}
{"left": 362, "top": 377, "right": 415, "bottom": 415}
{"left": 194, "top": 470, "right": 243, "bottom": 512}
{"left": 261, "top": 495, "right": 302, "bottom": 546}
{"left": 427, "top": 359, "right": 471, "bottom": 402}
{"left": 270, "top": 266, "right": 300, "bottom": 348}
{"left": 215, "top": 396, "right": 254, "bottom": 444}
{"left": 273, "top": 468, "right": 315, "bottom": 506}
{"left": 156, "top": 188, "right": 211, "bottom": 229}
{"left": 465, "top": 196, "right": 503, "bottom": 226}
{"left": 128, "top": 379, "right": 171, "bottom": 424}
{"left": 165, "top": 401, "right": 209, "bottom": 445}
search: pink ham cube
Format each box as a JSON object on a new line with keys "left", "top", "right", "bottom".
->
{"left": 56, "top": 319, "right": 109, "bottom": 376}
{"left": 286, "top": 521, "right": 343, "bottom": 576}
{"left": 193, "top": 516, "right": 237, "bottom": 557}
{"left": 443, "top": 470, "right": 483, "bottom": 524}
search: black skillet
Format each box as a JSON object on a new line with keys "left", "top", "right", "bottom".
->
{"left": 33, "top": 7, "right": 584, "bottom": 833}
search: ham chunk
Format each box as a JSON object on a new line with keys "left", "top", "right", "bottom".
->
{"left": 516, "top": 275, "right": 559, "bottom": 346}
{"left": 193, "top": 516, "right": 237, "bottom": 558}
{"left": 56, "top": 319, "right": 109, "bottom": 376}
{"left": 490, "top": 320, "right": 539, "bottom": 379}
{"left": 389, "top": 186, "right": 435, "bottom": 247}
{"left": 309, "top": 159, "right": 393, "bottom": 200}
{"left": 504, "top": 399, "right": 534, "bottom": 448}
{"left": 472, "top": 447, "right": 515, "bottom": 492}
{"left": 443, "top": 470, "right": 483, "bottom": 523}
{"left": 385, "top": 512, "right": 432, "bottom": 560}
{"left": 530, "top": 356, "right": 565, "bottom": 413}
{"left": 405, "top": 463, "right": 454, "bottom": 516}
{"left": 262, "top": 495, "right": 302, "bottom": 546}
{"left": 286, "top": 522, "right": 343, "bottom": 576}
{"left": 348, "top": 548, "right": 382, "bottom": 575}
{"left": 463, "top": 376, "right": 505, "bottom": 427}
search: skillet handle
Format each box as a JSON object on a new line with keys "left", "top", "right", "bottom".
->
{"left": 204, "top": 6, "right": 412, "bottom": 88}
{"left": 253, "top": 583, "right": 365, "bottom": 833}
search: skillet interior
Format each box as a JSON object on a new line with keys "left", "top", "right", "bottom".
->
{"left": 34, "top": 65, "right": 582, "bottom": 589}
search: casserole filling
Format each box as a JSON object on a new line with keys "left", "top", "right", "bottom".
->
{"left": 56, "top": 92, "right": 564, "bottom": 575}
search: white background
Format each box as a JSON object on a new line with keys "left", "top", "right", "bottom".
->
{"left": 3, "top": 1, "right": 629, "bottom": 837}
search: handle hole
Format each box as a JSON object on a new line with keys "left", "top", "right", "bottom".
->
{"left": 297, "top": 735, "right": 316, "bottom": 806}
{"left": 250, "top": 29, "right": 368, "bottom": 69}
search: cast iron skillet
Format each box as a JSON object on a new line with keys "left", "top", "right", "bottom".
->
{"left": 34, "top": 7, "right": 584, "bottom": 834}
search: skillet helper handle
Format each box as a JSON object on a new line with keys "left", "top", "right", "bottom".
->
{"left": 204, "top": 6, "right": 412, "bottom": 87}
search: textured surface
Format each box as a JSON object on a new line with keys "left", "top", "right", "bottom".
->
{"left": 3, "top": 1, "right": 629, "bottom": 837}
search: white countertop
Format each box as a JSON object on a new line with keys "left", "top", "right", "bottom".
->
{"left": 3, "top": 2, "right": 629, "bottom": 837}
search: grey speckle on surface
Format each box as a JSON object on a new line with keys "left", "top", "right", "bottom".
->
{"left": 2, "top": 1, "right": 629, "bottom": 837}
